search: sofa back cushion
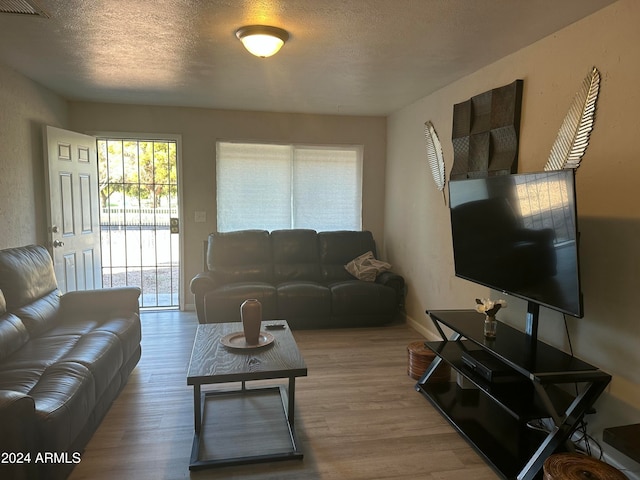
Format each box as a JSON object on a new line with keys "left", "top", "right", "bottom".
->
{"left": 0, "top": 314, "right": 30, "bottom": 362}
{"left": 318, "top": 231, "right": 378, "bottom": 282}
{"left": 0, "top": 245, "right": 59, "bottom": 310}
{"left": 13, "top": 291, "right": 61, "bottom": 336}
{"left": 207, "top": 230, "right": 273, "bottom": 284}
{"left": 271, "top": 229, "right": 321, "bottom": 283}
{"left": 0, "top": 289, "right": 31, "bottom": 361}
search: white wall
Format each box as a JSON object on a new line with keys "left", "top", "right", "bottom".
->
{"left": 385, "top": 0, "right": 640, "bottom": 474}
{"left": 0, "top": 63, "right": 68, "bottom": 248}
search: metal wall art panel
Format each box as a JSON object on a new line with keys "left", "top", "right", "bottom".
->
{"left": 451, "top": 79, "right": 523, "bottom": 180}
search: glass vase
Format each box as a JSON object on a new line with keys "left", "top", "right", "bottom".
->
{"left": 484, "top": 315, "right": 497, "bottom": 338}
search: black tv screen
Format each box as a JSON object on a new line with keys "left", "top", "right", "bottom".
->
{"left": 449, "top": 170, "right": 583, "bottom": 318}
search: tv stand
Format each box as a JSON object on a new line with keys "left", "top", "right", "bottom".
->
{"left": 417, "top": 310, "right": 611, "bottom": 480}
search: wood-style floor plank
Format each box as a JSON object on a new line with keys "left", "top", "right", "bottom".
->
{"left": 68, "top": 311, "right": 498, "bottom": 480}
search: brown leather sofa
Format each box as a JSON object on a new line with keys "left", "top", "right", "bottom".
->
{"left": 0, "top": 245, "right": 141, "bottom": 480}
{"left": 190, "top": 229, "right": 405, "bottom": 328}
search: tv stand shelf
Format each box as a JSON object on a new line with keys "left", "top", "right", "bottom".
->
{"left": 416, "top": 310, "right": 611, "bottom": 480}
{"left": 426, "top": 340, "right": 576, "bottom": 422}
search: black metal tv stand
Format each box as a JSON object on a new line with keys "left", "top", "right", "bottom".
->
{"left": 416, "top": 310, "right": 611, "bottom": 480}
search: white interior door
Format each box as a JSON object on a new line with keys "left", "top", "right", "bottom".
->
{"left": 43, "top": 125, "right": 102, "bottom": 293}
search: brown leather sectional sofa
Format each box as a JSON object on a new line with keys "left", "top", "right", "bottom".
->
{"left": 190, "top": 229, "right": 405, "bottom": 328}
{"left": 0, "top": 245, "right": 141, "bottom": 479}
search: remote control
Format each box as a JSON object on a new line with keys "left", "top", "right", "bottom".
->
{"left": 265, "top": 323, "right": 286, "bottom": 330}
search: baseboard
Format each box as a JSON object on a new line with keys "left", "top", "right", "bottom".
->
{"left": 406, "top": 314, "right": 440, "bottom": 341}
{"left": 599, "top": 452, "right": 640, "bottom": 479}
{"left": 573, "top": 434, "right": 640, "bottom": 479}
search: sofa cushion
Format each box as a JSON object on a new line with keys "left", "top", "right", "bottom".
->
{"left": 31, "top": 361, "right": 96, "bottom": 453}
{"left": 276, "top": 281, "right": 331, "bottom": 319}
{"left": 59, "top": 331, "right": 123, "bottom": 398}
{"left": 207, "top": 230, "right": 273, "bottom": 284}
{"left": 93, "top": 316, "right": 142, "bottom": 363}
{"left": 319, "top": 231, "right": 378, "bottom": 282}
{"left": 0, "top": 337, "right": 97, "bottom": 455}
{"left": 0, "top": 245, "right": 58, "bottom": 310}
{"left": 0, "top": 335, "right": 81, "bottom": 384}
{"left": 41, "top": 315, "right": 139, "bottom": 396}
{"left": 0, "top": 367, "right": 44, "bottom": 393}
{"left": 204, "top": 283, "right": 277, "bottom": 322}
{"left": 330, "top": 280, "right": 396, "bottom": 317}
{"left": 272, "top": 229, "right": 321, "bottom": 282}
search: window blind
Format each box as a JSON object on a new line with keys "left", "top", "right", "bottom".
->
{"left": 217, "top": 142, "right": 362, "bottom": 232}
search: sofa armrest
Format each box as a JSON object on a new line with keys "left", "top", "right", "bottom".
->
{"left": 190, "top": 272, "right": 218, "bottom": 322}
{"left": 0, "top": 389, "right": 35, "bottom": 414}
{"left": 0, "top": 390, "right": 37, "bottom": 478}
{"left": 376, "top": 271, "right": 405, "bottom": 309}
{"left": 0, "top": 390, "right": 36, "bottom": 450}
{"left": 190, "top": 271, "right": 218, "bottom": 295}
{"left": 60, "top": 287, "right": 141, "bottom": 318}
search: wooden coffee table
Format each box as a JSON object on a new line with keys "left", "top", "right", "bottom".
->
{"left": 187, "top": 320, "right": 307, "bottom": 470}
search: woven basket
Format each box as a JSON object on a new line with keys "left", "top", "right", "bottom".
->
{"left": 543, "top": 453, "right": 627, "bottom": 480}
{"left": 407, "top": 341, "right": 450, "bottom": 382}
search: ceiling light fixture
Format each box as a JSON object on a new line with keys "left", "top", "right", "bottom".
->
{"left": 235, "top": 25, "right": 289, "bottom": 58}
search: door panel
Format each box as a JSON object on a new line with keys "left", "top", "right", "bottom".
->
{"left": 44, "top": 126, "right": 102, "bottom": 293}
{"left": 82, "top": 249, "right": 96, "bottom": 289}
{"left": 79, "top": 174, "right": 94, "bottom": 232}
{"left": 60, "top": 172, "right": 74, "bottom": 234}
{"left": 64, "top": 252, "right": 78, "bottom": 291}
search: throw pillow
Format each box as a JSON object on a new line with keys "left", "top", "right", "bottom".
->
{"left": 344, "top": 251, "right": 391, "bottom": 282}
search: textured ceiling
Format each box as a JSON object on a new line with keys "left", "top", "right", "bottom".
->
{"left": 0, "top": 0, "right": 617, "bottom": 116}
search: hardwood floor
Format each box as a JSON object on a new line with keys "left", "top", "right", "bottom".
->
{"left": 68, "top": 311, "right": 498, "bottom": 480}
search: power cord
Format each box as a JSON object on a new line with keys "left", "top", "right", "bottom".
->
{"left": 525, "top": 418, "right": 552, "bottom": 433}
{"left": 573, "top": 419, "right": 605, "bottom": 460}
{"left": 525, "top": 417, "right": 604, "bottom": 460}
{"left": 563, "top": 314, "right": 575, "bottom": 357}
{"left": 548, "top": 316, "right": 604, "bottom": 460}
{"left": 563, "top": 314, "right": 580, "bottom": 398}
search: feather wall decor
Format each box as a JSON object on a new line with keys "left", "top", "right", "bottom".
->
{"left": 424, "top": 121, "right": 446, "bottom": 205}
{"left": 544, "top": 67, "right": 601, "bottom": 171}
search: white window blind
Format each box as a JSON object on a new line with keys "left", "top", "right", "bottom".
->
{"left": 217, "top": 142, "right": 362, "bottom": 232}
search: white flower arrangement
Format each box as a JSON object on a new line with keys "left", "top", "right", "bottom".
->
{"left": 475, "top": 298, "right": 507, "bottom": 317}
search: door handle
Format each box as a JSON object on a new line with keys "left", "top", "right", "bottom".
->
{"left": 53, "top": 240, "right": 65, "bottom": 248}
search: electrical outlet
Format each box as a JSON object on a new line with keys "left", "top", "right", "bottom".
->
{"left": 194, "top": 211, "right": 206, "bottom": 223}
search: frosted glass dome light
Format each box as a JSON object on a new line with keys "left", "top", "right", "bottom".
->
{"left": 236, "top": 25, "right": 289, "bottom": 58}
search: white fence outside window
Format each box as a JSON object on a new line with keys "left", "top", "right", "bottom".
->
{"left": 100, "top": 207, "right": 178, "bottom": 226}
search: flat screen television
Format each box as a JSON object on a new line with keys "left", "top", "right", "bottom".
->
{"left": 449, "top": 170, "right": 582, "bottom": 340}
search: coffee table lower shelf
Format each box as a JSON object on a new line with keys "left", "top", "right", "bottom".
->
{"left": 189, "top": 386, "right": 303, "bottom": 470}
